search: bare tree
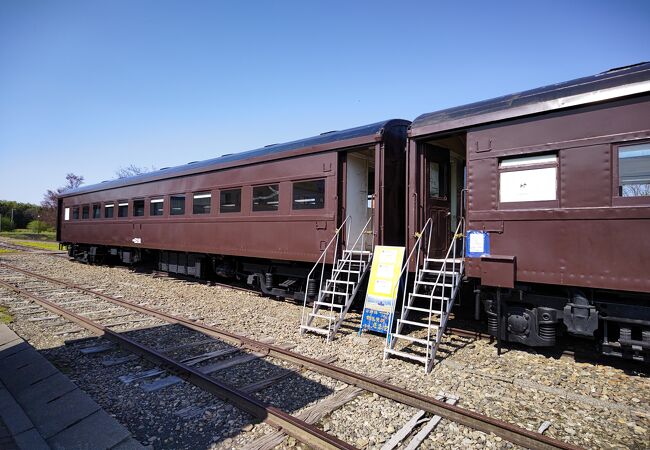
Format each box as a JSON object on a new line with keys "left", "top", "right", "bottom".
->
{"left": 40, "top": 173, "right": 84, "bottom": 227}
{"left": 115, "top": 164, "right": 156, "bottom": 179}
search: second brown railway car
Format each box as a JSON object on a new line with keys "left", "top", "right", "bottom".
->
{"left": 406, "top": 62, "right": 650, "bottom": 360}
{"left": 58, "top": 119, "right": 409, "bottom": 300}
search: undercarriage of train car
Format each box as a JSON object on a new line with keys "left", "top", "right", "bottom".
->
{"left": 67, "top": 243, "right": 317, "bottom": 300}
{"left": 478, "top": 283, "right": 650, "bottom": 362}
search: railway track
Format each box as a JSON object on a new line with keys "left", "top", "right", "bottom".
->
{"left": 0, "top": 261, "right": 580, "bottom": 450}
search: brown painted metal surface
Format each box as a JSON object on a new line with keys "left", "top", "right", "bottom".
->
{"left": 59, "top": 121, "right": 409, "bottom": 263}
{"left": 408, "top": 94, "right": 650, "bottom": 294}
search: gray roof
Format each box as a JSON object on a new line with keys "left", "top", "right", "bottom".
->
{"left": 62, "top": 119, "right": 408, "bottom": 197}
{"left": 410, "top": 62, "right": 650, "bottom": 137}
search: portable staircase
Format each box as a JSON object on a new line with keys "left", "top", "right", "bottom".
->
{"left": 300, "top": 216, "right": 373, "bottom": 341}
{"left": 384, "top": 218, "right": 465, "bottom": 373}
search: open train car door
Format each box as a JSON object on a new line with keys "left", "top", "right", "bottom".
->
{"left": 407, "top": 135, "right": 466, "bottom": 260}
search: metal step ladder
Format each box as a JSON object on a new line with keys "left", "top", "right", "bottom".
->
{"left": 300, "top": 216, "right": 373, "bottom": 341}
{"left": 384, "top": 218, "right": 465, "bottom": 373}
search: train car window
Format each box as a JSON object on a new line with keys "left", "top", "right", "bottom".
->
{"left": 64, "top": 208, "right": 70, "bottom": 221}
{"left": 170, "top": 195, "right": 185, "bottom": 215}
{"left": 104, "top": 203, "right": 114, "bottom": 218}
{"left": 429, "top": 162, "right": 441, "bottom": 197}
{"left": 292, "top": 179, "right": 325, "bottom": 209}
{"left": 133, "top": 199, "right": 145, "bottom": 216}
{"left": 82, "top": 205, "right": 90, "bottom": 219}
{"left": 118, "top": 201, "right": 129, "bottom": 217}
{"left": 220, "top": 189, "right": 241, "bottom": 213}
{"left": 192, "top": 192, "right": 211, "bottom": 214}
{"left": 150, "top": 198, "right": 164, "bottom": 216}
{"left": 72, "top": 207, "right": 79, "bottom": 220}
{"left": 252, "top": 184, "right": 279, "bottom": 211}
{"left": 619, "top": 142, "right": 650, "bottom": 197}
{"left": 499, "top": 154, "right": 558, "bottom": 203}
{"left": 92, "top": 204, "right": 101, "bottom": 219}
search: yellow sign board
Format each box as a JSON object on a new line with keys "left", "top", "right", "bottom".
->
{"left": 360, "top": 246, "right": 405, "bottom": 334}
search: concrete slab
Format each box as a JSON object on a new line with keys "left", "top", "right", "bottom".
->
{"left": 0, "top": 325, "right": 145, "bottom": 449}
{"left": 13, "top": 372, "right": 77, "bottom": 407}
{"left": 0, "top": 387, "right": 33, "bottom": 435}
{"left": 0, "top": 352, "right": 59, "bottom": 394}
{"left": 12, "top": 428, "right": 49, "bottom": 450}
{"left": 0, "top": 340, "right": 30, "bottom": 359}
{"left": 25, "top": 388, "right": 100, "bottom": 439}
{"left": 0, "top": 324, "right": 19, "bottom": 344}
{"left": 47, "top": 409, "right": 132, "bottom": 450}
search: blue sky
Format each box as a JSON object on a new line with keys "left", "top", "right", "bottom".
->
{"left": 1, "top": 0, "right": 649, "bottom": 204}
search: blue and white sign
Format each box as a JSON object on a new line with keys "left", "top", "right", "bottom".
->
{"left": 465, "top": 230, "right": 490, "bottom": 258}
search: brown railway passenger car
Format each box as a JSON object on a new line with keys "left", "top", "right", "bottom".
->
{"left": 58, "top": 120, "right": 409, "bottom": 300}
{"left": 406, "top": 63, "right": 650, "bottom": 361}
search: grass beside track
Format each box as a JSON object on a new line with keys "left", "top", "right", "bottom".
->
{"left": 12, "top": 240, "right": 61, "bottom": 251}
{"left": 0, "top": 229, "right": 56, "bottom": 241}
{"left": 0, "top": 306, "right": 12, "bottom": 324}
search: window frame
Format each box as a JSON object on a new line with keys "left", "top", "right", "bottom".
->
{"left": 292, "top": 178, "right": 325, "bottom": 210}
{"left": 133, "top": 198, "right": 145, "bottom": 217}
{"left": 612, "top": 140, "right": 650, "bottom": 206}
{"left": 150, "top": 197, "right": 164, "bottom": 216}
{"left": 192, "top": 191, "right": 212, "bottom": 215}
{"left": 81, "top": 204, "right": 90, "bottom": 220}
{"left": 92, "top": 203, "right": 101, "bottom": 219}
{"left": 497, "top": 152, "right": 559, "bottom": 210}
{"left": 104, "top": 202, "right": 115, "bottom": 219}
{"left": 252, "top": 184, "right": 280, "bottom": 212}
{"left": 117, "top": 200, "right": 129, "bottom": 218}
{"left": 219, "top": 188, "right": 242, "bottom": 214}
{"left": 170, "top": 194, "right": 186, "bottom": 216}
{"left": 72, "top": 206, "right": 80, "bottom": 220}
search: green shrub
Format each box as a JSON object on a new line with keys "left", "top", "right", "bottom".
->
{"left": 26, "top": 220, "right": 51, "bottom": 233}
{"left": 0, "top": 217, "right": 15, "bottom": 231}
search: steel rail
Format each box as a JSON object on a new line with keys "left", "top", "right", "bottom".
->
{"left": 0, "top": 277, "right": 356, "bottom": 450}
{"left": 0, "top": 262, "right": 581, "bottom": 450}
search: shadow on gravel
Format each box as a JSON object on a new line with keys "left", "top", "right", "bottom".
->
{"left": 58, "top": 323, "right": 335, "bottom": 449}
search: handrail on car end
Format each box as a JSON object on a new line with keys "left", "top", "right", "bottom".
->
{"left": 305, "top": 215, "right": 351, "bottom": 282}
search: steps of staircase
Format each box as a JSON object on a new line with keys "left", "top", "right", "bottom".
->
{"left": 405, "top": 305, "right": 440, "bottom": 313}
{"left": 333, "top": 269, "right": 361, "bottom": 274}
{"left": 409, "top": 293, "right": 449, "bottom": 301}
{"left": 344, "top": 250, "right": 372, "bottom": 255}
{"left": 390, "top": 333, "right": 433, "bottom": 346}
{"left": 300, "top": 325, "right": 330, "bottom": 335}
{"left": 314, "top": 301, "right": 344, "bottom": 309}
{"left": 398, "top": 318, "right": 439, "bottom": 329}
{"left": 420, "top": 269, "right": 460, "bottom": 276}
{"left": 415, "top": 280, "right": 455, "bottom": 288}
{"left": 309, "top": 313, "right": 337, "bottom": 320}
{"left": 327, "top": 279, "right": 355, "bottom": 285}
{"left": 426, "top": 257, "right": 464, "bottom": 263}
{"left": 321, "top": 290, "right": 349, "bottom": 297}
{"left": 383, "top": 348, "right": 428, "bottom": 363}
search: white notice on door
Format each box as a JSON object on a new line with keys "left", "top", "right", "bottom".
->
{"left": 468, "top": 232, "right": 486, "bottom": 254}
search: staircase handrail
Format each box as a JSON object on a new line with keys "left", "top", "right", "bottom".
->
{"left": 424, "top": 217, "right": 465, "bottom": 363}
{"left": 385, "top": 218, "right": 432, "bottom": 347}
{"left": 301, "top": 215, "right": 351, "bottom": 328}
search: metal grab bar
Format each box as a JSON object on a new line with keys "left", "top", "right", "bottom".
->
{"left": 385, "top": 218, "right": 433, "bottom": 348}
{"left": 424, "top": 217, "right": 465, "bottom": 363}
{"left": 301, "top": 215, "right": 351, "bottom": 328}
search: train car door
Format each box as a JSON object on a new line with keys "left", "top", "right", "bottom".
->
{"left": 423, "top": 145, "right": 451, "bottom": 257}
{"left": 345, "top": 150, "right": 374, "bottom": 250}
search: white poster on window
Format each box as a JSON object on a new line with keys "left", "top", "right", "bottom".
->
{"left": 500, "top": 167, "right": 557, "bottom": 203}
{"left": 64, "top": 208, "right": 70, "bottom": 221}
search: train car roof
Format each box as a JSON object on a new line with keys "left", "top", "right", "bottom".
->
{"left": 61, "top": 119, "right": 409, "bottom": 197}
{"left": 410, "top": 62, "right": 650, "bottom": 138}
